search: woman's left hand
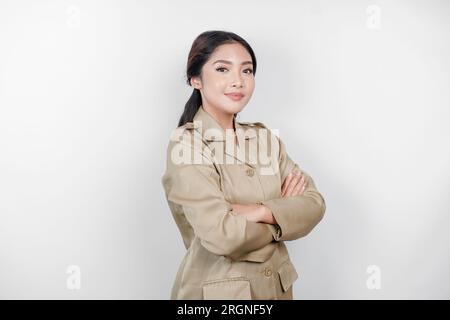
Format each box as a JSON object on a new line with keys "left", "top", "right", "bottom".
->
{"left": 231, "top": 203, "right": 277, "bottom": 224}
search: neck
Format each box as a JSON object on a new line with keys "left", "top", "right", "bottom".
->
{"left": 202, "top": 105, "right": 235, "bottom": 131}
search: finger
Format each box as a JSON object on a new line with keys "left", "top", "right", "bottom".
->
{"left": 281, "top": 173, "right": 295, "bottom": 194}
{"left": 299, "top": 175, "right": 308, "bottom": 194}
{"left": 282, "top": 170, "right": 304, "bottom": 196}
{"left": 284, "top": 172, "right": 301, "bottom": 197}
{"left": 296, "top": 178, "right": 308, "bottom": 196}
{"left": 281, "top": 173, "right": 293, "bottom": 196}
{"left": 291, "top": 174, "right": 307, "bottom": 196}
{"left": 281, "top": 173, "right": 294, "bottom": 196}
{"left": 284, "top": 172, "right": 302, "bottom": 197}
{"left": 299, "top": 183, "right": 307, "bottom": 194}
{"left": 290, "top": 176, "right": 305, "bottom": 196}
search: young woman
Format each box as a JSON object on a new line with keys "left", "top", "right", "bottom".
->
{"left": 161, "top": 30, "right": 326, "bottom": 300}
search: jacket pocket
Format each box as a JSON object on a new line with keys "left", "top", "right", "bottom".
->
{"left": 202, "top": 277, "right": 252, "bottom": 300}
{"left": 277, "top": 260, "right": 299, "bottom": 292}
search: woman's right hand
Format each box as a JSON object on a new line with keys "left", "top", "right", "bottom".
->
{"left": 281, "top": 170, "right": 307, "bottom": 197}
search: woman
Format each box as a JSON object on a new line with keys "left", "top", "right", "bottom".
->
{"left": 161, "top": 30, "right": 326, "bottom": 300}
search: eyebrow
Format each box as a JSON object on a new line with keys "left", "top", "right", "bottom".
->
{"left": 212, "top": 59, "right": 253, "bottom": 66}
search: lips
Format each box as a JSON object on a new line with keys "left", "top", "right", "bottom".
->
{"left": 225, "top": 93, "right": 244, "bottom": 101}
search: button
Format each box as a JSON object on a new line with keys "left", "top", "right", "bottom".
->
{"left": 246, "top": 168, "right": 254, "bottom": 177}
{"left": 264, "top": 267, "right": 273, "bottom": 277}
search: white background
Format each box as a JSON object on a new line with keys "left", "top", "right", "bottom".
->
{"left": 0, "top": 0, "right": 449, "bottom": 299}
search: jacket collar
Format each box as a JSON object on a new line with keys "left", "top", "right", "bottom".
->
{"left": 190, "top": 105, "right": 257, "bottom": 143}
{"left": 187, "top": 105, "right": 258, "bottom": 167}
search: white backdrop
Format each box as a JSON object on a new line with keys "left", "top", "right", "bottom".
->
{"left": 1, "top": 0, "right": 449, "bottom": 299}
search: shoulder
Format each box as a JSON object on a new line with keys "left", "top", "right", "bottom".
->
{"left": 237, "top": 120, "right": 268, "bottom": 129}
{"left": 164, "top": 123, "right": 196, "bottom": 156}
{"left": 237, "top": 120, "right": 280, "bottom": 142}
{"left": 181, "top": 122, "right": 198, "bottom": 130}
{"left": 164, "top": 123, "right": 214, "bottom": 167}
{"left": 168, "top": 122, "right": 199, "bottom": 142}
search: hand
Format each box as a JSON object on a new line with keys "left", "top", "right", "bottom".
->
{"left": 230, "top": 203, "right": 263, "bottom": 223}
{"left": 231, "top": 203, "right": 277, "bottom": 224}
{"left": 281, "top": 170, "right": 307, "bottom": 197}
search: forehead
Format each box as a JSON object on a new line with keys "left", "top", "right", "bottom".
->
{"left": 209, "top": 43, "right": 252, "bottom": 62}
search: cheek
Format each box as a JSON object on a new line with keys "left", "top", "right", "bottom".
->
{"left": 202, "top": 81, "right": 225, "bottom": 100}
{"left": 245, "top": 80, "right": 255, "bottom": 96}
{"left": 206, "top": 75, "right": 226, "bottom": 91}
{"left": 246, "top": 77, "right": 255, "bottom": 89}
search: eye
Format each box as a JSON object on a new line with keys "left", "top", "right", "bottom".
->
{"left": 216, "top": 67, "right": 228, "bottom": 72}
{"left": 215, "top": 67, "right": 254, "bottom": 74}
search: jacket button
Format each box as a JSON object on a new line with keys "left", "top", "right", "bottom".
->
{"left": 264, "top": 267, "right": 273, "bottom": 277}
{"left": 246, "top": 168, "right": 254, "bottom": 177}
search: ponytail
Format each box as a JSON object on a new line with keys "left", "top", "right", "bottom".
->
{"left": 178, "top": 89, "right": 202, "bottom": 127}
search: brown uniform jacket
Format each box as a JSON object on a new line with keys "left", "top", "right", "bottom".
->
{"left": 161, "top": 105, "right": 326, "bottom": 299}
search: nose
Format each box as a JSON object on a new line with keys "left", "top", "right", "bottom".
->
{"left": 231, "top": 70, "right": 244, "bottom": 88}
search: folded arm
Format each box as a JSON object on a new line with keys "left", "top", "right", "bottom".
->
{"left": 162, "top": 140, "right": 279, "bottom": 261}
{"left": 259, "top": 135, "right": 326, "bottom": 241}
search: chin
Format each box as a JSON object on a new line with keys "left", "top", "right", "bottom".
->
{"left": 225, "top": 105, "right": 245, "bottom": 115}
{"left": 221, "top": 100, "right": 248, "bottom": 114}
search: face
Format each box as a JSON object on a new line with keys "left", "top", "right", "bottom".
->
{"left": 190, "top": 42, "right": 256, "bottom": 117}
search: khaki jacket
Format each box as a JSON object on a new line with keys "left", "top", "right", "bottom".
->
{"left": 161, "top": 105, "right": 326, "bottom": 300}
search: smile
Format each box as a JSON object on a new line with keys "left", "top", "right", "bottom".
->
{"left": 225, "top": 93, "right": 244, "bottom": 101}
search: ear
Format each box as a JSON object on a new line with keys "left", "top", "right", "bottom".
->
{"left": 190, "top": 76, "right": 202, "bottom": 90}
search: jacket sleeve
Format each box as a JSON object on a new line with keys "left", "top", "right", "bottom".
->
{"left": 162, "top": 140, "right": 279, "bottom": 261}
{"left": 260, "top": 134, "right": 326, "bottom": 241}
